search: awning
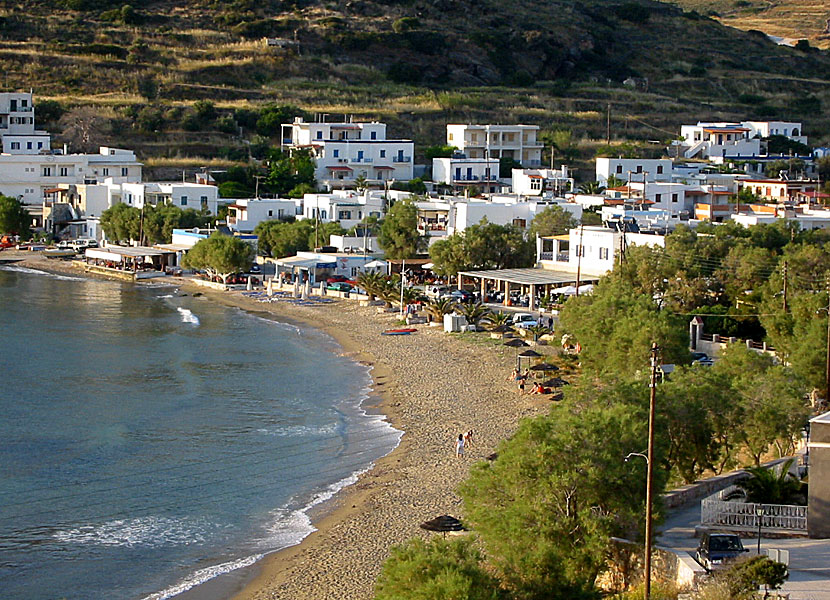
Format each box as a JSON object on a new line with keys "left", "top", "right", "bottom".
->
{"left": 327, "top": 166, "right": 353, "bottom": 171}
{"left": 274, "top": 255, "right": 337, "bottom": 270}
{"left": 43, "top": 187, "right": 67, "bottom": 194}
{"left": 364, "top": 259, "right": 387, "bottom": 268}
{"left": 458, "top": 268, "right": 598, "bottom": 286}
{"left": 374, "top": 165, "right": 395, "bottom": 170}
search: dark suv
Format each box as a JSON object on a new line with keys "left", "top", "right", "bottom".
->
{"left": 695, "top": 532, "right": 748, "bottom": 570}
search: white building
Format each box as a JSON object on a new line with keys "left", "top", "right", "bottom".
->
{"left": 300, "top": 191, "right": 385, "bottom": 230}
{"left": 537, "top": 226, "right": 665, "bottom": 277}
{"left": 121, "top": 182, "right": 220, "bottom": 214}
{"left": 446, "top": 124, "right": 543, "bottom": 166}
{"left": 0, "top": 92, "right": 50, "bottom": 155}
{"left": 512, "top": 166, "right": 574, "bottom": 196}
{"left": 432, "top": 158, "right": 500, "bottom": 192}
{"left": 678, "top": 122, "right": 761, "bottom": 159}
{"left": 596, "top": 158, "right": 673, "bottom": 186}
{"left": 281, "top": 117, "right": 414, "bottom": 187}
{"left": 743, "top": 121, "right": 806, "bottom": 144}
{"left": 227, "top": 198, "right": 301, "bottom": 233}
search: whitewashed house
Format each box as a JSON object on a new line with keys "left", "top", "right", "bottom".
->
{"left": 281, "top": 117, "right": 414, "bottom": 188}
{"left": 300, "top": 191, "right": 385, "bottom": 230}
{"left": 595, "top": 158, "right": 673, "bottom": 186}
{"left": 743, "top": 121, "right": 806, "bottom": 144}
{"left": 512, "top": 167, "right": 575, "bottom": 196}
{"left": 0, "top": 92, "right": 50, "bottom": 154}
{"left": 677, "top": 122, "right": 761, "bottom": 159}
{"left": 120, "top": 182, "right": 220, "bottom": 214}
{"left": 432, "top": 157, "right": 500, "bottom": 192}
{"left": 446, "top": 124, "right": 543, "bottom": 166}
{"left": 226, "top": 198, "right": 301, "bottom": 233}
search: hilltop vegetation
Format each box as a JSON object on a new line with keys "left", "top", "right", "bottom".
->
{"left": 1, "top": 0, "right": 828, "bottom": 178}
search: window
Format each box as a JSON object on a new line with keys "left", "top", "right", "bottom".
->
{"left": 636, "top": 165, "right": 642, "bottom": 173}
{"left": 338, "top": 210, "right": 351, "bottom": 220}
{"left": 333, "top": 149, "right": 339, "bottom": 158}
{"left": 321, "top": 210, "right": 327, "bottom": 219}
{"left": 37, "top": 142, "right": 42, "bottom": 149}
{"left": 616, "top": 165, "right": 623, "bottom": 174}
{"left": 103, "top": 168, "right": 109, "bottom": 176}
{"left": 672, "top": 193, "right": 678, "bottom": 203}
{"left": 59, "top": 167, "right": 68, "bottom": 177}
{"left": 316, "top": 131, "right": 323, "bottom": 140}
{"left": 448, "top": 133, "right": 454, "bottom": 141}
{"left": 599, "top": 247, "right": 609, "bottom": 260}
{"left": 380, "top": 149, "right": 386, "bottom": 158}
{"left": 657, "top": 165, "right": 663, "bottom": 174}
{"left": 655, "top": 194, "right": 661, "bottom": 202}
{"left": 180, "top": 196, "right": 188, "bottom": 206}
{"left": 268, "top": 210, "right": 273, "bottom": 217}
{"left": 121, "top": 167, "right": 128, "bottom": 177}
{"left": 370, "top": 131, "right": 377, "bottom": 140}
{"left": 42, "top": 166, "right": 51, "bottom": 176}
{"left": 26, "top": 141, "right": 32, "bottom": 150}
{"left": 357, "top": 150, "right": 364, "bottom": 162}
{"left": 200, "top": 196, "right": 208, "bottom": 210}
{"left": 10, "top": 142, "right": 19, "bottom": 150}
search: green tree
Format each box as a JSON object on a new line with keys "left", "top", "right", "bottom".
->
{"left": 100, "top": 203, "right": 141, "bottom": 244}
{"left": 424, "top": 144, "right": 457, "bottom": 160}
{"left": 737, "top": 459, "right": 804, "bottom": 505}
{"left": 0, "top": 195, "right": 31, "bottom": 237}
{"left": 457, "top": 302, "right": 491, "bottom": 329}
{"left": 379, "top": 199, "right": 421, "bottom": 259}
{"left": 558, "top": 277, "right": 690, "bottom": 377}
{"left": 268, "top": 149, "right": 317, "bottom": 197}
{"left": 724, "top": 556, "right": 788, "bottom": 598}
{"left": 460, "top": 401, "right": 667, "bottom": 600}
{"left": 182, "top": 234, "right": 253, "bottom": 284}
{"left": 528, "top": 206, "right": 578, "bottom": 238}
{"left": 255, "top": 220, "right": 312, "bottom": 258}
{"left": 375, "top": 536, "right": 504, "bottom": 600}
{"left": 425, "top": 297, "right": 456, "bottom": 321}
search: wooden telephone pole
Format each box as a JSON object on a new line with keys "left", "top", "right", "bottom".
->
{"left": 644, "top": 343, "right": 660, "bottom": 600}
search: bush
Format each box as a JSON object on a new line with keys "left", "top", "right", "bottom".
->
{"left": 392, "top": 16, "right": 419, "bottom": 33}
{"left": 387, "top": 62, "right": 421, "bottom": 83}
{"left": 136, "top": 106, "right": 163, "bottom": 133}
{"left": 35, "top": 99, "right": 65, "bottom": 124}
{"left": 81, "top": 43, "right": 128, "bottom": 60}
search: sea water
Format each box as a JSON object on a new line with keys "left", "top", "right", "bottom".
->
{"left": 0, "top": 265, "right": 401, "bottom": 600}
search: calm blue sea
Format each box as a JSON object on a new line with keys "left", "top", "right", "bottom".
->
{"left": 0, "top": 265, "right": 400, "bottom": 600}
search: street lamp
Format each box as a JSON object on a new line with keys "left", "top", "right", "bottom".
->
{"left": 756, "top": 505, "right": 765, "bottom": 555}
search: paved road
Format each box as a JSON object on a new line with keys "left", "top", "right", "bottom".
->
{"left": 658, "top": 503, "right": 830, "bottom": 600}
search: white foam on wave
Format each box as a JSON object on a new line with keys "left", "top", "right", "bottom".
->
{"left": 0, "top": 264, "right": 85, "bottom": 281}
{"left": 176, "top": 307, "right": 200, "bottom": 325}
{"left": 53, "top": 516, "right": 211, "bottom": 548}
{"left": 256, "top": 422, "right": 339, "bottom": 437}
{"left": 140, "top": 553, "right": 264, "bottom": 600}
{"left": 157, "top": 294, "right": 174, "bottom": 299}
{"left": 241, "top": 309, "right": 303, "bottom": 335}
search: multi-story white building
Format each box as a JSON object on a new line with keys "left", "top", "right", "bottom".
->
{"left": 679, "top": 122, "right": 761, "bottom": 160}
{"left": 595, "top": 158, "right": 673, "bottom": 186}
{"left": 227, "top": 198, "right": 301, "bottom": 233}
{"left": 281, "top": 117, "right": 414, "bottom": 188}
{"left": 121, "top": 182, "right": 220, "bottom": 214}
{"left": 446, "top": 124, "right": 543, "bottom": 166}
{"left": 743, "top": 121, "right": 806, "bottom": 144}
{"left": 0, "top": 92, "right": 51, "bottom": 155}
{"left": 511, "top": 166, "right": 574, "bottom": 196}
{"left": 432, "top": 158, "right": 500, "bottom": 192}
{"left": 300, "top": 191, "right": 385, "bottom": 231}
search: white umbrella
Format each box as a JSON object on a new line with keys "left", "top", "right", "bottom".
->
{"left": 266, "top": 277, "right": 274, "bottom": 296}
{"left": 246, "top": 277, "right": 253, "bottom": 291}
{"left": 364, "top": 259, "right": 387, "bottom": 269}
{"left": 422, "top": 262, "right": 435, "bottom": 269}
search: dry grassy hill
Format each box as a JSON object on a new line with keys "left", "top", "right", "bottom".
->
{"left": 0, "top": 0, "right": 827, "bottom": 178}
{"left": 667, "top": 0, "right": 830, "bottom": 49}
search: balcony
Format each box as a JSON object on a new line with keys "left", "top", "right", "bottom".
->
{"left": 351, "top": 157, "right": 374, "bottom": 163}
{"left": 453, "top": 175, "right": 497, "bottom": 182}
{"left": 392, "top": 156, "right": 411, "bottom": 163}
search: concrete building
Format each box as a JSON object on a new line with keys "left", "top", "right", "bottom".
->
{"left": 227, "top": 198, "right": 301, "bottom": 233}
{"left": 512, "top": 166, "right": 574, "bottom": 196}
{"left": 678, "top": 122, "right": 761, "bottom": 159}
{"left": 808, "top": 410, "right": 830, "bottom": 538}
{"left": 432, "top": 157, "right": 500, "bottom": 192}
{"left": 596, "top": 158, "right": 673, "bottom": 186}
{"left": 737, "top": 179, "right": 820, "bottom": 203}
{"left": 743, "top": 120, "right": 806, "bottom": 144}
{"left": 120, "top": 182, "right": 220, "bottom": 214}
{"left": 281, "top": 117, "right": 414, "bottom": 188}
{"left": 0, "top": 92, "right": 50, "bottom": 155}
{"left": 300, "top": 191, "right": 385, "bottom": 231}
{"left": 446, "top": 124, "right": 543, "bottom": 166}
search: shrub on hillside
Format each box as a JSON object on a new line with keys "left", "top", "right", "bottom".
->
{"left": 392, "top": 16, "right": 419, "bottom": 33}
{"left": 387, "top": 62, "right": 421, "bottom": 83}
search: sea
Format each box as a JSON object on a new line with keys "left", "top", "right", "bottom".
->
{"left": 0, "top": 264, "right": 401, "bottom": 600}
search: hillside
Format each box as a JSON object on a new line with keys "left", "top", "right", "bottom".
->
{"left": 666, "top": 0, "right": 830, "bottom": 50}
{"left": 0, "top": 0, "right": 828, "bottom": 179}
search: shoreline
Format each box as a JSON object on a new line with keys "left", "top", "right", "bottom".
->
{"left": 5, "top": 253, "right": 552, "bottom": 600}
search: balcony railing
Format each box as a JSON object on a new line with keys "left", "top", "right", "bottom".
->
{"left": 701, "top": 498, "right": 806, "bottom": 533}
{"left": 453, "top": 175, "right": 497, "bottom": 182}
{"left": 352, "top": 157, "right": 373, "bottom": 163}
{"left": 392, "top": 156, "right": 411, "bottom": 163}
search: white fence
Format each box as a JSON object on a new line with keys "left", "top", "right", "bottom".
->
{"left": 701, "top": 497, "right": 807, "bottom": 533}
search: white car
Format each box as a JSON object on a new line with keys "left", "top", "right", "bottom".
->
{"left": 512, "top": 313, "right": 538, "bottom": 329}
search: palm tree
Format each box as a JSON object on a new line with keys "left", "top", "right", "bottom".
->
{"left": 377, "top": 276, "right": 401, "bottom": 308}
{"left": 526, "top": 324, "right": 549, "bottom": 342}
{"left": 425, "top": 297, "right": 457, "bottom": 322}
{"left": 483, "top": 311, "right": 512, "bottom": 328}
{"left": 400, "top": 285, "right": 425, "bottom": 307}
{"left": 356, "top": 270, "right": 384, "bottom": 301}
{"left": 458, "top": 302, "right": 491, "bottom": 330}
{"left": 737, "top": 459, "right": 805, "bottom": 505}
{"left": 578, "top": 181, "right": 605, "bottom": 195}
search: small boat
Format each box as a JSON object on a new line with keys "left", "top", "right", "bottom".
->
{"left": 43, "top": 249, "right": 77, "bottom": 258}
{"left": 382, "top": 328, "right": 417, "bottom": 336}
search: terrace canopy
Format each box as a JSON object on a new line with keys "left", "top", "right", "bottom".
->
{"left": 456, "top": 267, "right": 600, "bottom": 310}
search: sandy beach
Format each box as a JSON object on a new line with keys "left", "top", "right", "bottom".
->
{"left": 5, "top": 252, "right": 554, "bottom": 600}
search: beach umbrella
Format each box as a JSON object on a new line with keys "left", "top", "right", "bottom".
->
{"left": 420, "top": 515, "right": 465, "bottom": 537}
{"left": 542, "top": 377, "right": 569, "bottom": 387}
{"left": 246, "top": 277, "right": 253, "bottom": 291}
{"left": 266, "top": 277, "right": 274, "bottom": 297}
{"left": 519, "top": 349, "right": 542, "bottom": 358}
{"left": 504, "top": 338, "right": 528, "bottom": 348}
{"left": 530, "top": 362, "right": 558, "bottom": 372}
{"left": 490, "top": 324, "right": 513, "bottom": 333}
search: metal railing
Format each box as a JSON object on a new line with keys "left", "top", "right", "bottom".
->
{"left": 701, "top": 498, "right": 807, "bottom": 533}
{"left": 392, "top": 156, "right": 411, "bottom": 163}
{"left": 539, "top": 251, "right": 554, "bottom": 261}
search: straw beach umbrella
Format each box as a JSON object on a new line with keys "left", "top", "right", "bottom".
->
{"left": 420, "top": 515, "right": 465, "bottom": 538}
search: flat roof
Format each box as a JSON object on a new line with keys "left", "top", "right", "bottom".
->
{"left": 458, "top": 268, "right": 598, "bottom": 286}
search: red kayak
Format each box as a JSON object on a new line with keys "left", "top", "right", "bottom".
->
{"left": 382, "top": 328, "right": 417, "bottom": 335}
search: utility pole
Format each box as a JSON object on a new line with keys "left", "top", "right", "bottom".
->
{"left": 575, "top": 224, "right": 584, "bottom": 297}
{"left": 825, "top": 276, "right": 830, "bottom": 407}
{"left": 399, "top": 259, "right": 406, "bottom": 320}
{"left": 783, "top": 261, "right": 788, "bottom": 312}
{"left": 254, "top": 175, "right": 265, "bottom": 199}
{"left": 645, "top": 342, "right": 660, "bottom": 600}
{"left": 606, "top": 103, "right": 611, "bottom": 146}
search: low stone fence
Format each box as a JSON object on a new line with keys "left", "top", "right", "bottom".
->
{"left": 600, "top": 537, "right": 706, "bottom": 594}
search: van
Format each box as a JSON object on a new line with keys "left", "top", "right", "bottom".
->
{"left": 424, "top": 285, "right": 451, "bottom": 299}
{"left": 70, "top": 239, "right": 98, "bottom": 251}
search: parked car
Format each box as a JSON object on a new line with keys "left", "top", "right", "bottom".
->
{"left": 327, "top": 282, "right": 352, "bottom": 293}
{"left": 695, "top": 532, "right": 748, "bottom": 571}
{"left": 326, "top": 275, "right": 348, "bottom": 284}
{"left": 70, "top": 238, "right": 98, "bottom": 251}
{"left": 693, "top": 353, "right": 714, "bottom": 367}
{"left": 425, "top": 285, "right": 451, "bottom": 299}
{"left": 448, "top": 289, "right": 474, "bottom": 303}
{"left": 512, "top": 313, "right": 538, "bottom": 329}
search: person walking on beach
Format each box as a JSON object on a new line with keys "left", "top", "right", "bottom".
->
{"left": 464, "top": 429, "right": 474, "bottom": 448}
{"left": 456, "top": 433, "right": 465, "bottom": 458}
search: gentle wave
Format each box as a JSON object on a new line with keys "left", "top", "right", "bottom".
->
{"left": 176, "top": 307, "right": 200, "bottom": 325}
{"left": 53, "top": 516, "right": 212, "bottom": 548}
{"left": 0, "top": 264, "right": 85, "bottom": 281}
{"left": 141, "top": 554, "right": 264, "bottom": 600}
{"left": 256, "top": 422, "right": 340, "bottom": 437}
